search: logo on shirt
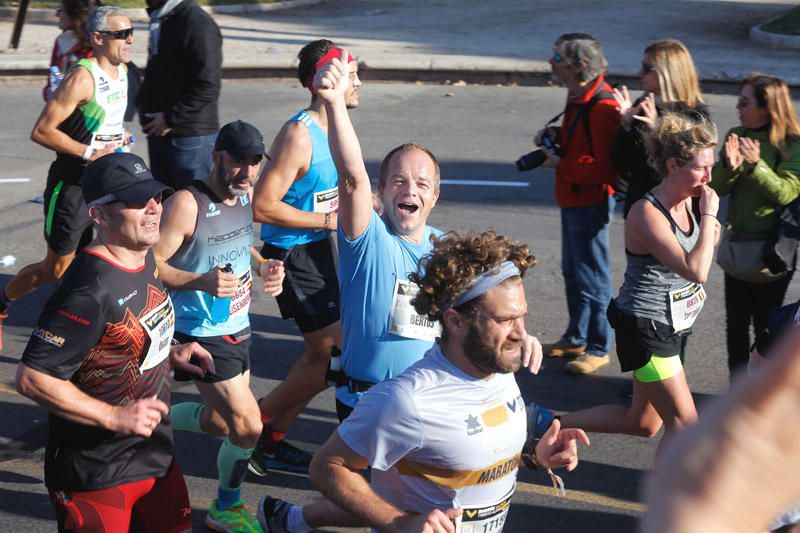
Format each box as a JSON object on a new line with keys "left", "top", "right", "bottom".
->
{"left": 32, "top": 327, "right": 65, "bottom": 347}
{"left": 465, "top": 414, "right": 484, "bottom": 436}
{"left": 97, "top": 75, "right": 110, "bottom": 93}
{"left": 206, "top": 203, "right": 220, "bottom": 218}
{"left": 118, "top": 289, "right": 138, "bottom": 306}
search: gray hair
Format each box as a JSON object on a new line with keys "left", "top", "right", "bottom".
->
{"left": 555, "top": 33, "right": 608, "bottom": 82}
{"left": 87, "top": 6, "right": 127, "bottom": 39}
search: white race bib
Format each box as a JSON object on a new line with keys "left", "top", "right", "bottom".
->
{"left": 668, "top": 283, "right": 706, "bottom": 332}
{"left": 90, "top": 131, "right": 124, "bottom": 151}
{"left": 454, "top": 492, "right": 512, "bottom": 533}
{"left": 389, "top": 279, "right": 441, "bottom": 341}
{"left": 138, "top": 296, "right": 175, "bottom": 371}
{"left": 229, "top": 269, "right": 253, "bottom": 318}
{"left": 313, "top": 186, "right": 339, "bottom": 213}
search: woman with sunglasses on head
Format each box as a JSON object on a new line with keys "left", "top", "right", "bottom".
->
{"left": 711, "top": 73, "right": 800, "bottom": 377}
{"left": 45, "top": 0, "right": 102, "bottom": 100}
{"left": 612, "top": 39, "right": 709, "bottom": 218}
{"left": 559, "top": 111, "right": 719, "bottom": 457}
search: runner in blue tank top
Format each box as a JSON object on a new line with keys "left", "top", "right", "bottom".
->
{"left": 250, "top": 39, "right": 362, "bottom": 475}
{"left": 153, "top": 121, "right": 285, "bottom": 532}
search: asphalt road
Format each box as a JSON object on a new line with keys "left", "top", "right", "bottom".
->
{"left": 0, "top": 78, "right": 797, "bottom": 532}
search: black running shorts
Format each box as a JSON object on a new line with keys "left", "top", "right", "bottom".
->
{"left": 173, "top": 327, "right": 252, "bottom": 383}
{"left": 43, "top": 160, "right": 92, "bottom": 256}
{"left": 261, "top": 237, "right": 340, "bottom": 333}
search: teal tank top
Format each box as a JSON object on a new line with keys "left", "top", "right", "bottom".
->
{"left": 169, "top": 182, "right": 254, "bottom": 336}
{"left": 260, "top": 110, "right": 339, "bottom": 249}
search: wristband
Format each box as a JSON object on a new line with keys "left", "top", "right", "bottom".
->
{"left": 251, "top": 254, "right": 269, "bottom": 273}
{"left": 701, "top": 213, "right": 718, "bottom": 219}
{"left": 82, "top": 145, "right": 93, "bottom": 161}
{"left": 324, "top": 212, "right": 331, "bottom": 230}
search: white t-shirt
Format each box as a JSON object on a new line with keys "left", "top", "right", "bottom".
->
{"left": 339, "top": 344, "right": 527, "bottom": 531}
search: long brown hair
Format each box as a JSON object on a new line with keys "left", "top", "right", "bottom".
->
{"left": 644, "top": 39, "right": 704, "bottom": 108}
{"left": 742, "top": 73, "right": 800, "bottom": 156}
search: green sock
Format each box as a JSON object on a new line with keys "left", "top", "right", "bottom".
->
{"left": 170, "top": 402, "right": 204, "bottom": 433}
{"left": 218, "top": 438, "right": 254, "bottom": 492}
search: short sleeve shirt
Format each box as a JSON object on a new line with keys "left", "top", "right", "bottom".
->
{"left": 336, "top": 211, "right": 442, "bottom": 407}
{"left": 338, "top": 344, "right": 527, "bottom": 521}
{"left": 21, "top": 249, "right": 175, "bottom": 491}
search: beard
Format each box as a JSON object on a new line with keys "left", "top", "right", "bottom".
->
{"left": 463, "top": 321, "right": 522, "bottom": 375}
{"left": 217, "top": 164, "right": 251, "bottom": 197}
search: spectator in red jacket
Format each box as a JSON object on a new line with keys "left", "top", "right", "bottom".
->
{"left": 536, "top": 33, "right": 621, "bottom": 375}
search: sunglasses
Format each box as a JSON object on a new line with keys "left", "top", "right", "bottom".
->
{"left": 104, "top": 191, "right": 164, "bottom": 209}
{"left": 641, "top": 62, "right": 655, "bottom": 74}
{"left": 98, "top": 28, "right": 134, "bottom": 40}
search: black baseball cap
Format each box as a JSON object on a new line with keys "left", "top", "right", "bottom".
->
{"left": 82, "top": 152, "right": 174, "bottom": 204}
{"left": 214, "top": 120, "right": 268, "bottom": 161}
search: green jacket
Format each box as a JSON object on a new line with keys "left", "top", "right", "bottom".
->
{"left": 711, "top": 126, "right": 800, "bottom": 234}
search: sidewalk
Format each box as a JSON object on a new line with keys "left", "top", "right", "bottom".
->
{"left": 1, "top": 0, "right": 798, "bottom": 86}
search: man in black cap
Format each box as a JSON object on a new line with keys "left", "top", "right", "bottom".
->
{"left": 152, "top": 120, "right": 285, "bottom": 531}
{"left": 16, "top": 152, "right": 215, "bottom": 532}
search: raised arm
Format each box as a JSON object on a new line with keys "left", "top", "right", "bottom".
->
{"left": 627, "top": 186, "right": 720, "bottom": 284}
{"left": 314, "top": 51, "right": 374, "bottom": 240}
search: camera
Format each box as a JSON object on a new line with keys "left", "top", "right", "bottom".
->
{"left": 516, "top": 130, "right": 562, "bottom": 172}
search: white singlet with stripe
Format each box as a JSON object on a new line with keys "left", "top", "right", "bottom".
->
{"left": 338, "top": 343, "right": 527, "bottom": 532}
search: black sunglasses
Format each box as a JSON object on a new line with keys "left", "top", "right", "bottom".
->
{"left": 641, "top": 62, "right": 655, "bottom": 74}
{"left": 107, "top": 191, "right": 164, "bottom": 209}
{"left": 98, "top": 28, "right": 134, "bottom": 40}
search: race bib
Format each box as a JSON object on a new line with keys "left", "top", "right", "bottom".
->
{"left": 668, "top": 283, "right": 706, "bottom": 332}
{"left": 313, "top": 186, "right": 339, "bottom": 213}
{"left": 90, "top": 131, "right": 124, "bottom": 151}
{"left": 229, "top": 269, "right": 253, "bottom": 318}
{"left": 454, "top": 492, "right": 512, "bottom": 533}
{"left": 389, "top": 279, "right": 441, "bottom": 341}
{"left": 139, "top": 296, "right": 175, "bottom": 371}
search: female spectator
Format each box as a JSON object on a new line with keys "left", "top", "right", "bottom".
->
{"left": 44, "top": 0, "right": 100, "bottom": 100}
{"left": 560, "top": 111, "right": 719, "bottom": 454}
{"left": 613, "top": 39, "right": 708, "bottom": 218}
{"left": 711, "top": 73, "right": 800, "bottom": 376}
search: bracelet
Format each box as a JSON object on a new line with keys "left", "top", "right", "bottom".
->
{"left": 82, "top": 145, "right": 93, "bottom": 161}
{"left": 700, "top": 213, "right": 717, "bottom": 219}
{"left": 324, "top": 212, "right": 331, "bottom": 230}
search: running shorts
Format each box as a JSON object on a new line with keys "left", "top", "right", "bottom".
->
{"left": 606, "top": 299, "right": 689, "bottom": 373}
{"left": 261, "top": 237, "right": 340, "bottom": 333}
{"left": 43, "top": 159, "right": 92, "bottom": 256}
{"left": 173, "top": 327, "right": 252, "bottom": 383}
{"left": 48, "top": 459, "right": 190, "bottom": 533}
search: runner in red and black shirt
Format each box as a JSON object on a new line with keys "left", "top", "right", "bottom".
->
{"left": 16, "top": 153, "right": 214, "bottom": 533}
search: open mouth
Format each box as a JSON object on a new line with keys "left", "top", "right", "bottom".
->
{"left": 141, "top": 219, "right": 158, "bottom": 231}
{"left": 397, "top": 202, "right": 419, "bottom": 215}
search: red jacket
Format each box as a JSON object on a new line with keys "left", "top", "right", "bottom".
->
{"left": 554, "top": 74, "right": 620, "bottom": 208}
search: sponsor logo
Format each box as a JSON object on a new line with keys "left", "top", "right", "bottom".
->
{"left": 206, "top": 224, "right": 253, "bottom": 246}
{"left": 465, "top": 414, "right": 483, "bottom": 436}
{"left": 206, "top": 203, "right": 220, "bottom": 218}
{"left": 208, "top": 245, "right": 250, "bottom": 268}
{"left": 133, "top": 163, "right": 147, "bottom": 175}
{"left": 57, "top": 309, "right": 90, "bottom": 326}
{"left": 507, "top": 399, "right": 517, "bottom": 413}
{"left": 32, "top": 327, "right": 65, "bottom": 347}
{"left": 239, "top": 195, "right": 249, "bottom": 207}
{"left": 117, "top": 289, "right": 138, "bottom": 306}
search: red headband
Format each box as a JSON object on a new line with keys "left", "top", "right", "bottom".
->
{"left": 305, "top": 46, "right": 354, "bottom": 95}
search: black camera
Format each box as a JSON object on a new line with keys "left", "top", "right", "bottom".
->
{"left": 516, "top": 131, "right": 561, "bottom": 172}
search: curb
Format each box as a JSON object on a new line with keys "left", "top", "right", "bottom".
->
{"left": 750, "top": 16, "right": 800, "bottom": 50}
{"left": 0, "top": 0, "right": 318, "bottom": 23}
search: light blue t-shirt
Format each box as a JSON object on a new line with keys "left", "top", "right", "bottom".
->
{"left": 336, "top": 210, "right": 442, "bottom": 407}
{"left": 259, "top": 110, "right": 338, "bottom": 249}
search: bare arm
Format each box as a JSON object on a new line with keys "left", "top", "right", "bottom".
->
{"left": 627, "top": 187, "right": 720, "bottom": 284}
{"left": 153, "top": 190, "right": 238, "bottom": 296}
{"left": 310, "top": 432, "right": 460, "bottom": 532}
{"left": 251, "top": 123, "right": 337, "bottom": 231}
{"left": 16, "top": 364, "right": 168, "bottom": 437}
{"left": 31, "top": 64, "right": 114, "bottom": 161}
{"left": 314, "top": 51, "right": 374, "bottom": 240}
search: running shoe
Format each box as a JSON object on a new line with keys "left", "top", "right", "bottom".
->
{"left": 205, "top": 499, "right": 264, "bottom": 533}
{"left": 249, "top": 440, "right": 312, "bottom": 476}
{"left": 257, "top": 496, "right": 291, "bottom": 533}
